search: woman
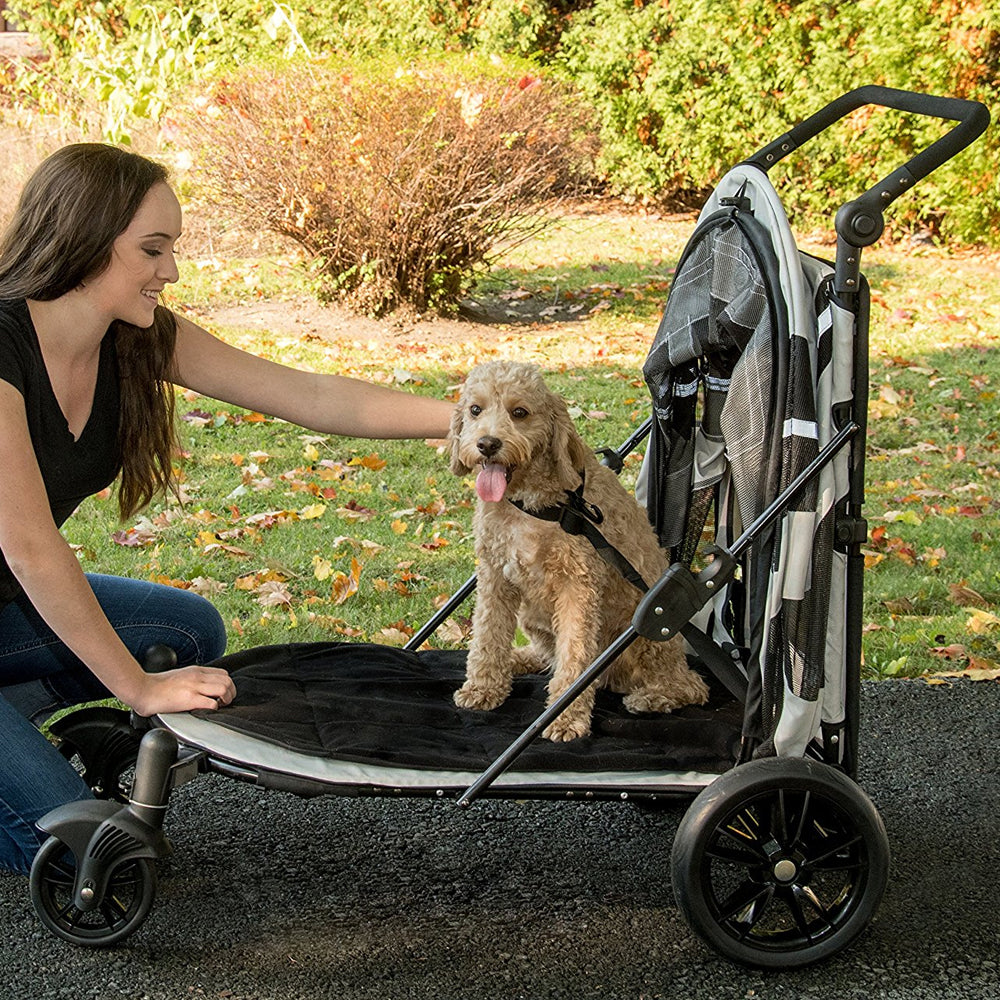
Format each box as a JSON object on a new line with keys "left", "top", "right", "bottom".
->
{"left": 0, "top": 144, "right": 454, "bottom": 874}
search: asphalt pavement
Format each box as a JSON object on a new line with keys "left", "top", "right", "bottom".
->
{"left": 2, "top": 677, "right": 998, "bottom": 1000}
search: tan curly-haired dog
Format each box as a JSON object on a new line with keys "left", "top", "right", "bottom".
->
{"left": 450, "top": 360, "right": 709, "bottom": 742}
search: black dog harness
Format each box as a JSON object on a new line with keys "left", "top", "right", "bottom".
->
{"left": 509, "top": 470, "right": 649, "bottom": 592}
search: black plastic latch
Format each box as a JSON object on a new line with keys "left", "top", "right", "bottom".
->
{"left": 632, "top": 548, "right": 738, "bottom": 641}
{"left": 720, "top": 178, "right": 752, "bottom": 214}
{"left": 596, "top": 447, "right": 624, "bottom": 473}
{"left": 835, "top": 513, "right": 868, "bottom": 549}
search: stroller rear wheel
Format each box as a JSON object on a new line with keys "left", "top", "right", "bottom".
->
{"left": 671, "top": 756, "right": 889, "bottom": 968}
{"left": 30, "top": 835, "right": 157, "bottom": 947}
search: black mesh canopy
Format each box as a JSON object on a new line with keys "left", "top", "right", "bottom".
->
{"left": 643, "top": 213, "right": 782, "bottom": 562}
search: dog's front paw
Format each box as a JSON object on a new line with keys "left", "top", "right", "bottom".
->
{"left": 454, "top": 680, "right": 509, "bottom": 712}
{"left": 542, "top": 714, "right": 591, "bottom": 742}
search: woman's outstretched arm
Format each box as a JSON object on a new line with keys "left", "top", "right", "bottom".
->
{"left": 170, "top": 313, "right": 454, "bottom": 439}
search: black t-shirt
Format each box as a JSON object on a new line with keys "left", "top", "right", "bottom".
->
{"left": 0, "top": 299, "right": 121, "bottom": 605}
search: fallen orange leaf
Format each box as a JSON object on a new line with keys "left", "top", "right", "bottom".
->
{"left": 928, "top": 643, "right": 966, "bottom": 660}
{"left": 331, "top": 557, "right": 362, "bottom": 605}
{"left": 948, "top": 582, "right": 989, "bottom": 608}
{"left": 350, "top": 453, "right": 388, "bottom": 471}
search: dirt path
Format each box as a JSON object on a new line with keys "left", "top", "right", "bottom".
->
{"left": 199, "top": 285, "right": 612, "bottom": 350}
{"left": 202, "top": 297, "right": 504, "bottom": 346}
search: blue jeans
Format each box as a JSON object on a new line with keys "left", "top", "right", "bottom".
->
{"left": 0, "top": 574, "right": 227, "bottom": 875}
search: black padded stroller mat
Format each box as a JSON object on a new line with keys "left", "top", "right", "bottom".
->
{"left": 192, "top": 641, "right": 742, "bottom": 773}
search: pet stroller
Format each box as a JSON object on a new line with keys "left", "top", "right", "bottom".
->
{"left": 29, "top": 87, "right": 988, "bottom": 968}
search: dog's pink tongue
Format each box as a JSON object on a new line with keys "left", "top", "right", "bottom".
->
{"left": 476, "top": 463, "right": 508, "bottom": 502}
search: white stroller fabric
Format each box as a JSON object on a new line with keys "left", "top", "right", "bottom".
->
{"left": 639, "top": 164, "right": 853, "bottom": 757}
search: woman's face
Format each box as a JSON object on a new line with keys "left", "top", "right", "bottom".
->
{"left": 85, "top": 181, "right": 182, "bottom": 327}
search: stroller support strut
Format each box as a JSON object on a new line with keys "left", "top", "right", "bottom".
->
{"left": 456, "top": 628, "right": 640, "bottom": 807}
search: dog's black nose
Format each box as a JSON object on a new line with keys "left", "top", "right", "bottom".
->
{"left": 477, "top": 435, "right": 502, "bottom": 458}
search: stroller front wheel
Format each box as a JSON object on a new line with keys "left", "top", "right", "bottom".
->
{"left": 671, "top": 756, "right": 889, "bottom": 968}
{"left": 29, "top": 834, "right": 157, "bottom": 947}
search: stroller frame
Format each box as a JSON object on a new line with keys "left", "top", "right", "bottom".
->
{"left": 29, "top": 87, "right": 988, "bottom": 968}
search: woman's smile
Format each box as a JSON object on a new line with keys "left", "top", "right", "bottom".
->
{"left": 84, "top": 181, "right": 182, "bottom": 327}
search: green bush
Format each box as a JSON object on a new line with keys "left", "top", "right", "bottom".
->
{"left": 2, "top": 1, "right": 316, "bottom": 141}
{"left": 7, "top": 1, "right": 998, "bottom": 243}
{"left": 555, "top": 0, "right": 999, "bottom": 243}
{"left": 1, "top": 1, "right": 559, "bottom": 142}
{"left": 177, "top": 56, "right": 596, "bottom": 315}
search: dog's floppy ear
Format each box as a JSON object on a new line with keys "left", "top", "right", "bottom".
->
{"left": 449, "top": 398, "right": 471, "bottom": 475}
{"left": 550, "top": 396, "right": 589, "bottom": 490}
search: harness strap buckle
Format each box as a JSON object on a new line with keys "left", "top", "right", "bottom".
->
{"left": 508, "top": 470, "right": 648, "bottom": 592}
{"left": 560, "top": 479, "right": 604, "bottom": 531}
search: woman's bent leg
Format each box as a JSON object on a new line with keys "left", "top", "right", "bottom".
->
{"left": 0, "top": 575, "right": 228, "bottom": 873}
{"left": 87, "top": 573, "right": 228, "bottom": 666}
{"left": 0, "top": 693, "right": 92, "bottom": 875}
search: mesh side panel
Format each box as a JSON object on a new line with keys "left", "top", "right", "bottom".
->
{"left": 678, "top": 486, "right": 714, "bottom": 567}
{"left": 720, "top": 328, "right": 774, "bottom": 530}
{"left": 644, "top": 206, "right": 787, "bottom": 750}
{"left": 783, "top": 507, "right": 836, "bottom": 701}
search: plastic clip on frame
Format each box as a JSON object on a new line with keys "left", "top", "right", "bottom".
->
{"left": 745, "top": 86, "right": 990, "bottom": 295}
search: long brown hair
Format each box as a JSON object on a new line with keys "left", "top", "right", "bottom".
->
{"left": 0, "top": 143, "right": 179, "bottom": 519}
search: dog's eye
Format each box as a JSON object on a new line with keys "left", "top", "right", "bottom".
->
{"left": 469, "top": 404, "right": 482, "bottom": 417}
{"left": 511, "top": 407, "right": 529, "bottom": 419}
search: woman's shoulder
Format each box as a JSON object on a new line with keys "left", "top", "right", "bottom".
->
{"left": 0, "top": 298, "right": 31, "bottom": 339}
{"left": 0, "top": 297, "right": 30, "bottom": 325}
{"left": 0, "top": 299, "right": 35, "bottom": 388}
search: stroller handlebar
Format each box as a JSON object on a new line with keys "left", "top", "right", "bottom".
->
{"left": 745, "top": 86, "right": 990, "bottom": 250}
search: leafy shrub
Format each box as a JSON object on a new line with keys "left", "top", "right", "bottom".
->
{"left": 555, "top": 0, "right": 1000, "bottom": 243}
{"left": 2, "top": 1, "right": 314, "bottom": 142}
{"left": 178, "top": 57, "right": 596, "bottom": 316}
{"left": 7, "top": 1, "right": 999, "bottom": 243}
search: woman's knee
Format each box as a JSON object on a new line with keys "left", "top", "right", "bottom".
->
{"left": 133, "top": 590, "right": 228, "bottom": 666}
{"left": 86, "top": 575, "right": 228, "bottom": 665}
{"left": 181, "top": 593, "right": 227, "bottom": 664}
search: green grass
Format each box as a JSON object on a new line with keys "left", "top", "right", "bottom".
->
{"left": 471, "top": 208, "right": 683, "bottom": 323}
{"left": 64, "top": 209, "right": 1000, "bottom": 682}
